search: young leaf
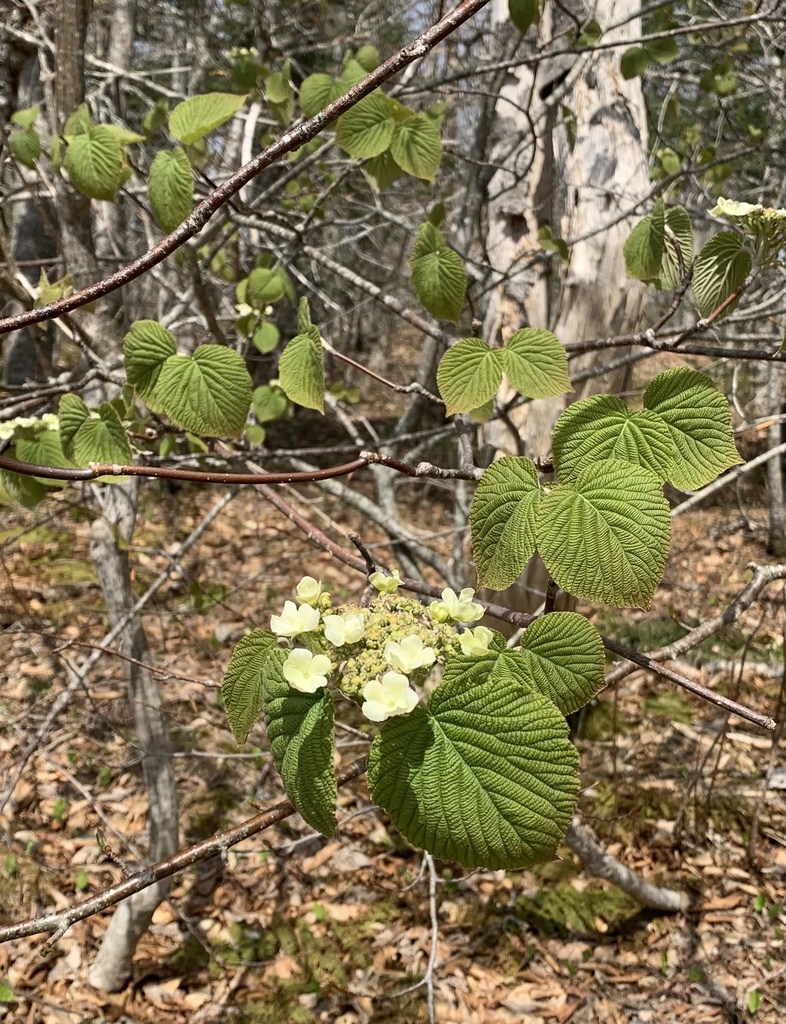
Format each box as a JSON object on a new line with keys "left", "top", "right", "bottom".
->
{"left": 536, "top": 459, "right": 670, "bottom": 609}
{"left": 9, "top": 126, "right": 41, "bottom": 168}
{"left": 623, "top": 197, "right": 666, "bottom": 283}
{"left": 221, "top": 630, "right": 277, "bottom": 744}
{"left": 247, "top": 267, "right": 286, "bottom": 307}
{"left": 646, "top": 37, "right": 679, "bottom": 64}
{"left": 657, "top": 205, "right": 694, "bottom": 290}
{"left": 11, "top": 104, "right": 40, "bottom": 129}
{"left": 169, "top": 92, "right": 248, "bottom": 146}
{"left": 409, "top": 222, "right": 466, "bottom": 322}
{"left": 64, "top": 103, "right": 93, "bottom": 136}
{"left": 471, "top": 456, "right": 541, "bottom": 589}
{"left": 389, "top": 115, "right": 442, "bottom": 181}
{"left": 64, "top": 125, "right": 126, "bottom": 201}
{"left": 551, "top": 395, "right": 674, "bottom": 482}
{"left": 355, "top": 45, "right": 380, "bottom": 71}
{"left": 253, "top": 384, "right": 289, "bottom": 423}
{"left": 368, "top": 661, "right": 579, "bottom": 869}
{"left": 0, "top": 467, "right": 46, "bottom": 508}
{"left": 517, "top": 612, "right": 606, "bottom": 715}
{"left": 70, "top": 403, "right": 133, "bottom": 468}
{"left": 503, "top": 328, "right": 572, "bottom": 399}
{"left": 509, "top": 0, "right": 539, "bottom": 34}
{"left": 148, "top": 147, "right": 194, "bottom": 233}
{"left": 297, "top": 296, "right": 312, "bottom": 334}
{"left": 58, "top": 393, "right": 91, "bottom": 462}
{"left": 263, "top": 649, "right": 337, "bottom": 836}
{"left": 644, "top": 367, "right": 741, "bottom": 490}
{"left": 123, "top": 320, "right": 177, "bottom": 406}
{"left": 620, "top": 46, "right": 650, "bottom": 79}
{"left": 278, "top": 329, "right": 325, "bottom": 413}
{"left": 336, "top": 92, "right": 395, "bottom": 159}
{"left": 363, "top": 151, "right": 405, "bottom": 191}
{"left": 692, "top": 231, "right": 751, "bottom": 319}
{"left": 436, "top": 339, "right": 504, "bottom": 416}
{"left": 252, "top": 321, "right": 280, "bottom": 354}
{"left": 153, "top": 345, "right": 253, "bottom": 437}
{"left": 300, "top": 74, "right": 343, "bottom": 119}
{"left": 15, "top": 427, "right": 72, "bottom": 481}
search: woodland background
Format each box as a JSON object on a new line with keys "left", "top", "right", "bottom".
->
{"left": 1, "top": 1, "right": 786, "bottom": 1022}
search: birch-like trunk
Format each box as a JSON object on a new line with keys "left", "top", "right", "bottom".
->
{"left": 482, "top": 0, "right": 651, "bottom": 613}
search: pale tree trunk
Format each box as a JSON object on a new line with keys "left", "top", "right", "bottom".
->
{"left": 481, "top": 0, "right": 650, "bottom": 614}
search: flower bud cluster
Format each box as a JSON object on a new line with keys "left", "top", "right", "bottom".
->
{"left": 269, "top": 576, "right": 491, "bottom": 723}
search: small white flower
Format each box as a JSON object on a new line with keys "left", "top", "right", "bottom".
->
{"left": 369, "top": 570, "right": 402, "bottom": 594}
{"left": 710, "top": 197, "right": 763, "bottom": 219}
{"left": 384, "top": 634, "right": 436, "bottom": 674}
{"left": 361, "top": 672, "right": 419, "bottom": 723}
{"left": 323, "top": 612, "right": 365, "bottom": 647}
{"left": 439, "top": 587, "right": 485, "bottom": 624}
{"left": 282, "top": 648, "right": 332, "bottom": 693}
{"left": 270, "top": 600, "right": 320, "bottom": 637}
{"left": 459, "top": 626, "right": 495, "bottom": 658}
{"left": 427, "top": 600, "right": 451, "bottom": 623}
{"left": 296, "top": 576, "right": 322, "bottom": 605}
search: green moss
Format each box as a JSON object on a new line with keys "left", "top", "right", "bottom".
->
{"left": 516, "top": 883, "right": 642, "bottom": 937}
{"left": 645, "top": 691, "right": 694, "bottom": 724}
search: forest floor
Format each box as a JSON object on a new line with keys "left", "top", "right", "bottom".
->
{"left": 1, "top": 469, "right": 785, "bottom": 1024}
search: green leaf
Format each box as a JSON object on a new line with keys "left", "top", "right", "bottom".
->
{"left": 355, "top": 45, "right": 380, "bottom": 71}
{"left": 123, "top": 320, "right": 177, "bottom": 407}
{"left": 64, "top": 125, "right": 126, "bottom": 201}
{"left": 551, "top": 396, "right": 674, "bottom": 482}
{"left": 297, "top": 296, "right": 312, "bottom": 334}
{"left": 646, "top": 37, "right": 679, "bottom": 64}
{"left": 389, "top": 115, "right": 442, "bottom": 181}
{"left": 247, "top": 268, "right": 286, "bottom": 307}
{"left": 266, "top": 69, "right": 292, "bottom": 105}
{"left": 300, "top": 74, "right": 343, "bottom": 119}
{"left": 101, "top": 124, "right": 145, "bottom": 145}
{"left": 747, "top": 989, "right": 760, "bottom": 1014}
{"left": 252, "top": 320, "right": 280, "bottom": 354}
{"left": 437, "top": 339, "right": 504, "bottom": 416}
{"left": 263, "top": 650, "right": 337, "bottom": 836}
{"left": 657, "top": 205, "right": 694, "bottom": 290}
{"left": 58, "top": 393, "right": 91, "bottom": 462}
{"left": 336, "top": 92, "right": 395, "bottom": 159}
{"left": 9, "top": 126, "right": 41, "bottom": 168}
{"left": 518, "top": 613, "right": 605, "bottom": 715}
{"left": 409, "top": 223, "right": 466, "bottom": 322}
{"left": 339, "top": 59, "right": 368, "bottom": 91}
{"left": 364, "top": 151, "right": 405, "bottom": 191}
{"left": 148, "top": 147, "right": 194, "bottom": 232}
{"left": 620, "top": 46, "right": 651, "bottom": 79}
{"left": 15, "top": 428, "right": 71, "bottom": 486}
{"left": 623, "top": 197, "right": 665, "bottom": 283}
{"left": 503, "top": 328, "right": 572, "bottom": 399}
{"left": 471, "top": 456, "right": 541, "bottom": 589}
{"left": 153, "top": 345, "right": 253, "bottom": 437}
{"left": 0, "top": 978, "right": 14, "bottom": 1003}
{"left": 169, "top": 92, "right": 248, "bottom": 146}
{"left": 0, "top": 465, "right": 46, "bottom": 507}
{"left": 278, "top": 329, "right": 325, "bottom": 413}
{"left": 692, "top": 231, "right": 751, "bottom": 320}
{"left": 536, "top": 459, "right": 670, "bottom": 609}
{"left": 253, "top": 384, "right": 289, "bottom": 422}
{"left": 142, "top": 98, "right": 169, "bottom": 136}
{"left": 367, "top": 662, "right": 579, "bottom": 869}
{"left": 69, "top": 403, "right": 133, "bottom": 468}
{"left": 509, "top": 0, "right": 539, "bottom": 33}
{"left": 577, "top": 19, "right": 603, "bottom": 46}
{"left": 64, "top": 103, "right": 93, "bottom": 136}
{"left": 11, "top": 104, "right": 40, "bottom": 129}
{"left": 644, "top": 367, "right": 741, "bottom": 490}
{"left": 221, "top": 630, "right": 277, "bottom": 744}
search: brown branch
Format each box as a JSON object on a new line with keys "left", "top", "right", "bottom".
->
{"left": 0, "top": 453, "right": 369, "bottom": 485}
{"left": 0, "top": 757, "right": 369, "bottom": 945}
{"left": 360, "top": 449, "right": 482, "bottom": 480}
{"left": 0, "top": 0, "right": 493, "bottom": 338}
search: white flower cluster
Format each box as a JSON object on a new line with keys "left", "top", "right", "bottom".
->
{"left": 270, "top": 576, "right": 492, "bottom": 724}
{"left": 0, "top": 413, "right": 59, "bottom": 442}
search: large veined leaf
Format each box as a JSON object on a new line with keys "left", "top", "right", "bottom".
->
{"left": 517, "top": 612, "right": 606, "bottom": 715}
{"left": 355, "top": 45, "right": 380, "bottom": 72}
{"left": 620, "top": 46, "right": 651, "bottom": 80}
{"left": 363, "top": 150, "right": 405, "bottom": 191}
{"left": 389, "top": 115, "right": 442, "bottom": 180}
{"left": 503, "top": 328, "right": 572, "bottom": 399}
{"left": 169, "top": 92, "right": 248, "bottom": 146}
{"left": 64, "top": 125, "right": 126, "bottom": 201}
{"left": 368, "top": 659, "right": 579, "bottom": 869}
{"left": 623, "top": 198, "right": 665, "bottom": 283}
{"left": 644, "top": 367, "right": 741, "bottom": 490}
{"left": 278, "top": 328, "right": 325, "bottom": 413}
{"left": 299, "top": 74, "right": 343, "bottom": 119}
{"left": 1, "top": 467, "right": 46, "bottom": 508}
{"left": 152, "top": 345, "right": 252, "bottom": 437}
{"left": 535, "top": 459, "right": 670, "bottom": 609}
{"left": 551, "top": 395, "right": 674, "bottom": 482}
{"left": 410, "top": 245, "right": 466, "bottom": 322}
{"left": 148, "top": 147, "right": 194, "bottom": 232}
{"left": 692, "top": 231, "right": 751, "bottom": 320}
{"left": 335, "top": 92, "right": 395, "bottom": 159}
{"left": 58, "top": 393, "right": 91, "bottom": 462}
{"left": 221, "top": 630, "right": 277, "bottom": 744}
{"left": 657, "top": 205, "right": 694, "bottom": 290}
{"left": 471, "top": 456, "right": 541, "bottom": 589}
{"left": 263, "top": 649, "right": 337, "bottom": 837}
{"left": 436, "top": 339, "right": 504, "bottom": 416}
{"left": 15, "top": 427, "right": 71, "bottom": 488}
{"left": 70, "top": 403, "right": 133, "bottom": 468}
{"left": 123, "top": 320, "right": 177, "bottom": 407}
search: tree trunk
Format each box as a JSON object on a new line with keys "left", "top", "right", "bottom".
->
{"left": 481, "top": 0, "right": 651, "bottom": 614}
